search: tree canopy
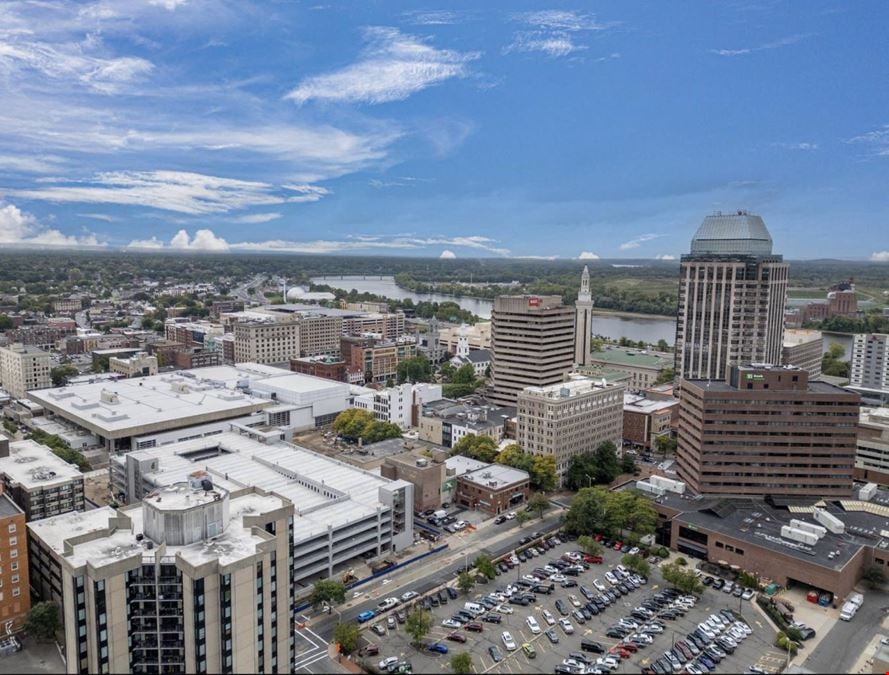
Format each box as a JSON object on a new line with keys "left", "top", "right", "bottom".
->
{"left": 565, "top": 487, "right": 656, "bottom": 540}
{"left": 564, "top": 441, "right": 622, "bottom": 490}
{"left": 309, "top": 579, "right": 346, "bottom": 608}
{"left": 396, "top": 356, "right": 433, "bottom": 384}
{"left": 25, "top": 601, "right": 61, "bottom": 641}
{"left": 452, "top": 434, "right": 498, "bottom": 463}
{"left": 405, "top": 609, "right": 433, "bottom": 646}
{"left": 333, "top": 622, "right": 360, "bottom": 655}
{"left": 496, "top": 444, "right": 558, "bottom": 491}
{"left": 332, "top": 408, "right": 402, "bottom": 444}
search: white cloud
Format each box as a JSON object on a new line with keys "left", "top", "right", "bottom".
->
{"left": 871, "top": 251, "right": 889, "bottom": 262}
{"left": 847, "top": 124, "right": 889, "bottom": 157}
{"left": 77, "top": 213, "right": 115, "bottom": 222}
{"left": 0, "top": 154, "right": 66, "bottom": 174}
{"left": 7, "top": 170, "right": 287, "bottom": 215}
{"left": 782, "top": 142, "right": 818, "bottom": 151}
{"left": 578, "top": 251, "right": 600, "bottom": 260}
{"left": 0, "top": 201, "right": 101, "bottom": 247}
{"left": 148, "top": 0, "right": 190, "bottom": 9}
{"left": 286, "top": 26, "right": 479, "bottom": 105}
{"left": 514, "top": 255, "right": 558, "bottom": 260}
{"left": 404, "top": 10, "right": 465, "bottom": 25}
{"left": 130, "top": 228, "right": 230, "bottom": 251}
{"left": 711, "top": 34, "right": 813, "bottom": 57}
{"left": 506, "top": 10, "right": 617, "bottom": 58}
{"left": 233, "top": 213, "right": 282, "bottom": 224}
{"left": 283, "top": 184, "right": 331, "bottom": 203}
{"left": 655, "top": 254, "right": 676, "bottom": 260}
{"left": 127, "top": 237, "right": 165, "bottom": 249}
{"left": 439, "top": 249, "right": 456, "bottom": 259}
{"left": 619, "top": 233, "right": 661, "bottom": 250}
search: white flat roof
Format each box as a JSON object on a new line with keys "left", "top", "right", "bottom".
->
{"left": 29, "top": 371, "right": 271, "bottom": 438}
{"left": 461, "top": 462, "right": 529, "bottom": 489}
{"left": 111, "top": 431, "right": 398, "bottom": 542}
{"left": 624, "top": 392, "right": 680, "bottom": 414}
{"left": 522, "top": 375, "right": 624, "bottom": 399}
{"left": 0, "top": 439, "right": 83, "bottom": 489}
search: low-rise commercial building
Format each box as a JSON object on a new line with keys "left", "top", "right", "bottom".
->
{"left": 676, "top": 364, "right": 860, "bottom": 497}
{"left": 0, "top": 438, "right": 85, "bottom": 520}
{"left": 340, "top": 334, "right": 418, "bottom": 384}
{"left": 354, "top": 382, "right": 442, "bottom": 429}
{"left": 419, "top": 398, "right": 515, "bottom": 448}
{"left": 440, "top": 322, "right": 492, "bottom": 352}
{"left": 517, "top": 376, "right": 624, "bottom": 478}
{"left": 623, "top": 392, "right": 679, "bottom": 450}
{"left": 0, "top": 494, "right": 28, "bottom": 633}
{"left": 381, "top": 453, "right": 446, "bottom": 511}
{"left": 0, "top": 343, "right": 51, "bottom": 399}
{"left": 164, "top": 319, "right": 225, "bottom": 348}
{"left": 782, "top": 329, "right": 823, "bottom": 378}
{"left": 448, "top": 455, "right": 530, "bottom": 515}
{"left": 172, "top": 347, "right": 222, "bottom": 370}
{"left": 579, "top": 346, "right": 673, "bottom": 392}
{"left": 28, "top": 481, "right": 293, "bottom": 674}
{"left": 290, "top": 355, "right": 350, "bottom": 382}
{"left": 109, "top": 352, "right": 158, "bottom": 378}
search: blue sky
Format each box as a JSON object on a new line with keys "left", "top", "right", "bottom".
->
{"left": 0, "top": 0, "right": 887, "bottom": 260}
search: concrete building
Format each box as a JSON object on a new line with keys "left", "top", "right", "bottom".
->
{"left": 801, "top": 278, "right": 859, "bottom": 323}
{"left": 0, "top": 438, "right": 85, "bottom": 521}
{"left": 342, "top": 312, "right": 406, "bottom": 340}
{"left": 850, "top": 334, "right": 889, "bottom": 402}
{"left": 579, "top": 346, "right": 673, "bottom": 392}
{"left": 448, "top": 455, "right": 530, "bottom": 515}
{"left": 340, "top": 334, "right": 418, "bottom": 384}
{"left": 674, "top": 211, "right": 789, "bottom": 381}
{"left": 676, "top": 364, "right": 860, "bottom": 497}
{"left": 782, "top": 329, "right": 823, "bottom": 378}
{"left": 108, "top": 430, "right": 414, "bottom": 584}
{"left": 440, "top": 321, "right": 491, "bottom": 353}
{"left": 574, "top": 266, "right": 594, "bottom": 367}
{"left": 172, "top": 347, "right": 223, "bottom": 370}
{"left": 488, "top": 295, "right": 575, "bottom": 406}
{"left": 92, "top": 347, "right": 141, "bottom": 372}
{"left": 0, "top": 494, "right": 28, "bottom": 633}
{"left": 517, "top": 376, "right": 625, "bottom": 478}
{"left": 419, "top": 398, "right": 515, "bottom": 449}
{"left": 109, "top": 352, "right": 158, "bottom": 379}
{"left": 855, "top": 407, "right": 889, "bottom": 484}
{"left": 28, "top": 481, "right": 293, "bottom": 674}
{"left": 164, "top": 319, "right": 225, "bottom": 348}
{"left": 354, "top": 382, "right": 442, "bottom": 429}
{"left": 623, "top": 392, "right": 680, "bottom": 450}
{"left": 417, "top": 317, "right": 447, "bottom": 365}
{"left": 0, "top": 343, "right": 51, "bottom": 399}
{"left": 233, "top": 317, "right": 300, "bottom": 365}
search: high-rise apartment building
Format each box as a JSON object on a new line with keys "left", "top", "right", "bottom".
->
{"left": 28, "top": 479, "right": 294, "bottom": 674}
{"left": 850, "top": 334, "right": 889, "bottom": 399}
{"left": 0, "top": 438, "right": 85, "bottom": 521}
{"left": 676, "top": 364, "right": 860, "bottom": 497}
{"left": 488, "top": 295, "right": 575, "bottom": 406}
{"left": 782, "top": 329, "right": 823, "bottom": 379}
{"left": 233, "top": 314, "right": 342, "bottom": 365}
{"left": 0, "top": 343, "right": 51, "bottom": 399}
{"left": 574, "top": 266, "right": 594, "bottom": 367}
{"left": 517, "top": 376, "right": 624, "bottom": 478}
{"left": 674, "top": 212, "right": 788, "bottom": 381}
{"left": 0, "top": 494, "right": 28, "bottom": 634}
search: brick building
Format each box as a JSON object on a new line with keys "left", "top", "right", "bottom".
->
{"left": 0, "top": 494, "right": 28, "bottom": 633}
{"left": 290, "top": 355, "right": 349, "bottom": 382}
{"left": 340, "top": 334, "right": 417, "bottom": 384}
{"left": 623, "top": 392, "right": 679, "bottom": 450}
{"left": 450, "top": 456, "right": 529, "bottom": 516}
{"left": 381, "top": 454, "right": 445, "bottom": 511}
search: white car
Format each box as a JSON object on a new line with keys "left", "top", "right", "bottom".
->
{"left": 644, "top": 623, "right": 664, "bottom": 634}
{"left": 563, "top": 659, "right": 587, "bottom": 670}
{"left": 722, "top": 581, "right": 734, "bottom": 594}
{"left": 541, "top": 609, "right": 556, "bottom": 625}
{"left": 441, "top": 619, "right": 461, "bottom": 629}
{"left": 616, "top": 565, "right": 629, "bottom": 575}
{"left": 496, "top": 604, "right": 513, "bottom": 615}
{"left": 454, "top": 520, "right": 468, "bottom": 530}
{"left": 629, "top": 546, "right": 640, "bottom": 555}
{"left": 377, "top": 597, "right": 399, "bottom": 611}
{"left": 593, "top": 579, "right": 607, "bottom": 592}
{"left": 559, "top": 618, "right": 575, "bottom": 634}
{"left": 400, "top": 591, "right": 419, "bottom": 602}
{"left": 526, "top": 616, "right": 541, "bottom": 634}
{"left": 630, "top": 632, "right": 653, "bottom": 644}
{"left": 544, "top": 565, "right": 559, "bottom": 575}
{"left": 568, "top": 594, "right": 582, "bottom": 608}
{"left": 505, "top": 512, "right": 517, "bottom": 520}
{"left": 549, "top": 574, "right": 567, "bottom": 583}
{"left": 501, "top": 631, "right": 517, "bottom": 651}
{"left": 605, "top": 572, "right": 618, "bottom": 585}
{"left": 379, "top": 657, "right": 399, "bottom": 670}
{"left": 598, "top": 655, "right": 620, "bottom": 669}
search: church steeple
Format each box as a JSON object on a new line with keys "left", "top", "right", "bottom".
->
{"left": 574, "top": 266, "right": 594, "bottom": 367}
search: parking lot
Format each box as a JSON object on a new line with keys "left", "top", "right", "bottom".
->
{"left": 356, "top": 536, "right": 785, "bottom": 674}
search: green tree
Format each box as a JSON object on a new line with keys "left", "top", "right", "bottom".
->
{"left": 565, "top": 487, "right": 615, "bottom": 536}
{"left": 775, "top": 631, "right": 799, "bottom": 656}
{"left": 332, "top": 408, "right": 374, "bottom": 442}
{"left": 577, "top": 535, "right": 603, "bottom": 557}
{"left": 405, "top": 609, "right": 433, "bottom": 647}
{"left": 611, "top": 491, "right": 657, "bottom": 539}
{"left": 396, "top": 356, "right": 433, "bottom": 384}
{"left": 333, "top": 622, "right": 360, "bottom": 655}
{"left": 529, "top": 455, "right": 558, "bottom": 492}
{"left": 452, "top": 434, "right": 497, "bottom": 463}
{"left": 620, "top": 454, "right": 636, "bottom": 474}
{"left": 51, "top": 363, "right": 79, "bottom": 386}
{"left": 660, "top": 562, "right": 703, "bottom": 595}
{"left": 474, "top": 555, "right": 497, "bottom": 581}
{"left": 25, "top": 601, "right": 61, "bottom": 641}
{"left": 737, "top": 571, "right": 759, "bottom": 589}
{"left": 863, "top": 565, "right": 886, "bottom": 589}
{"left": 655, "top": 435, "right": 678, "bottom": 458}
{"left": 621, "top": 553, "right": 651, "bottom": 578}
{"left": 592, "top": 441, "right": 621, "bottom": 484}
{"left": 822, "top": 342, "right": 851, "bottom": 378}
{"left": 528, "top": 492, "right": 550, "bottom": 519}
{"left": 450, "top": 651, "right": 473, "bottom": 675}
{"left": 457, "top": 571, "right": 475, "bottom": 594}
{"left": 656, "top": 339, "right": 670, "bottom": 353}
{"left": 309, "top": 579, "right": 346, "bottom": 608}
{"left": 0, "top": 314, "right": 13, "bottom": 330}
{"left": 516, "top": 511, "right": 532, "bottom": 527}
{"left": 451, "top": 363, "right": 476, "bottom": 385}
{"left": 654, "top": 367, "right": 675, "bottom": 385}
{"left": 496, "top": 444, "right": 524, "bottom": 466}
{"left": 564, "top": 452, "right": 599, "bottom": 491}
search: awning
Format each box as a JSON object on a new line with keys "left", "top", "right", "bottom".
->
{"left": 717, "top": 560, "right": 729, "bottom": 566}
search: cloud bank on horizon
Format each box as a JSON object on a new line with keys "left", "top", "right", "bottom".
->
{"left": 0, "top": 1, "right": 887, "bottom": 260}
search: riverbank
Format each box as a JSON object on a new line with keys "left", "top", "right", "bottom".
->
{"left": 593, "top": 307, "right": 676, "bottom": 321}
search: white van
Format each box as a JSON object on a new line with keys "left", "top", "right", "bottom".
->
{"left": 839, "top": 600, "right": 857, "bottom": 621}
{"left": 433, "top": 509, "right": 448, "bottom": 520}
{"left": 463, "top": 602, "right": 485, "bottom": 617}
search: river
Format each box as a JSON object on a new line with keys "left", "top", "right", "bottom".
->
{"left": 312, "top": 275, "right": 678, "bottom": 345}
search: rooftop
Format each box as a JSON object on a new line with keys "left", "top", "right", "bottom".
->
{"left": 588, "top": 346, "right": 673, "bottom": 370}
{"left": 0, "top": 439, "right": 83, "bottom": 489}
{"left": 29, "top": 370, "right": 271, "bottom": 438}
{"left": 784, "top": 329, "right": 823, "bottom": 347}
{"left": 624, "top": 392, "right": 680, "bottom": 414}
{"left": 0, "top": 493, "right": 22, "bottom": 518}
{"left": 422, "top": 398, "right": 515, "bottom": 429}
{"left": 460, "top": 461, "right": 529, "bottom": 489}
{"left": 520, "top": 375, "right": 625, "bottom": 400}
{"left": 689, "top": 211, "right": 775, "bottom": 256}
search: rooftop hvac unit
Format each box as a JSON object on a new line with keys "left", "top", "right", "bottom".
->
{"left": 789, "top": 519, "right": 827, "bottom": 539}
{"left": 859, "top": 483, "right": 878, "bottom": 502}
{"left": 780, "top": 525, "right": 819, "bottom": 546}
{"left": 813, "top": 508, "right": 846, "bottom": 535}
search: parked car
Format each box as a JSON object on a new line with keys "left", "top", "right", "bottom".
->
{"left": 357, "top": 610, "right": 376, "bottom": 623}
{"left": 428, "top": 643, "right": 449, "bottom": 655}
{"left": 522, "top": 643, "right": 537, "bottom": 659}
{"left": 446, "top": 633, "right": 466, "bottom": 643}
{"left": 489, "top": 645, "right": 503, "bottom": 663}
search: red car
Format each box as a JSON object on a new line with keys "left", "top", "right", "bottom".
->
{"left": 612, "top": 541, "right": 623, "bottom": 550}
{"left": 359, "top": 644, "right": 379, "bottom": 657}
{"left": 610, "top": 647, "right": 632, "bottom": 659}
{"left": 618, "top": 642, "right": 639, "bottom": 653}
{"left": 594, "top": 534, "right": 603, "bottom": 542}
{"left": 465, "top": 623, "right": 483, "bottom": 633}
{"left": 446, "top": 633, "right": 467, "bottom": 643}
{"left": 583, "top": 555, "right": 603, "bottom": 564}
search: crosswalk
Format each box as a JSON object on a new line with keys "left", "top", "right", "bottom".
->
{"left": 293, "top": 618, "right": 329, "bottom": 672}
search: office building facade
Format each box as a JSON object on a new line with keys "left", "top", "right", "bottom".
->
{"left": 517, "top": 377, "right": 624, "bottom": 478}
{"left": 488, "top": 295, "right": 575, "bottom": 406}
{"left": 782, "top": 329, "right": 823, "bottom": 378}
{"left": 0, "top": 343, "right": 52, "bottom": 399}
{"left": 674, "top": 212, "right": 788, "bottom": 381}
{"left": 850, "top": 334, "right": 889, "bottom": 399}
{"left": 676, "top": 364, "right": 860, "bottom": 497}
{"left": 0, "top": 494, "right": 28, "bottom": 633}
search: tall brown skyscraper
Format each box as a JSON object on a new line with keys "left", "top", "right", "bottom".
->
{"left": 676, "top": 364, "right": 860, "bottom": 497}
{"left": 674, "top": 211, "right": 788, "bottom": 381}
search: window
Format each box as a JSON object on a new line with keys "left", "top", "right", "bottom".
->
{"left": 10, "top": 562, "right": 17, "bottom": 572}
{"left": 7, "top": 524, "right": 15, "bottom": 534}
{"left": 7, "top": 537, "right": 16, "bottom": 547}
{"left": 10, "top": 575, "right": 18, "bottom": 584}
{"left": 12, "top": 588, "right": 20, "bottom": 597}
{"left": 9, "top": 550, "right": 16, "bottom": 559}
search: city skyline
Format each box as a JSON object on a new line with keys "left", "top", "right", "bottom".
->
{"left": 0, "top": 1, "right": 888, "bottom": 260}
